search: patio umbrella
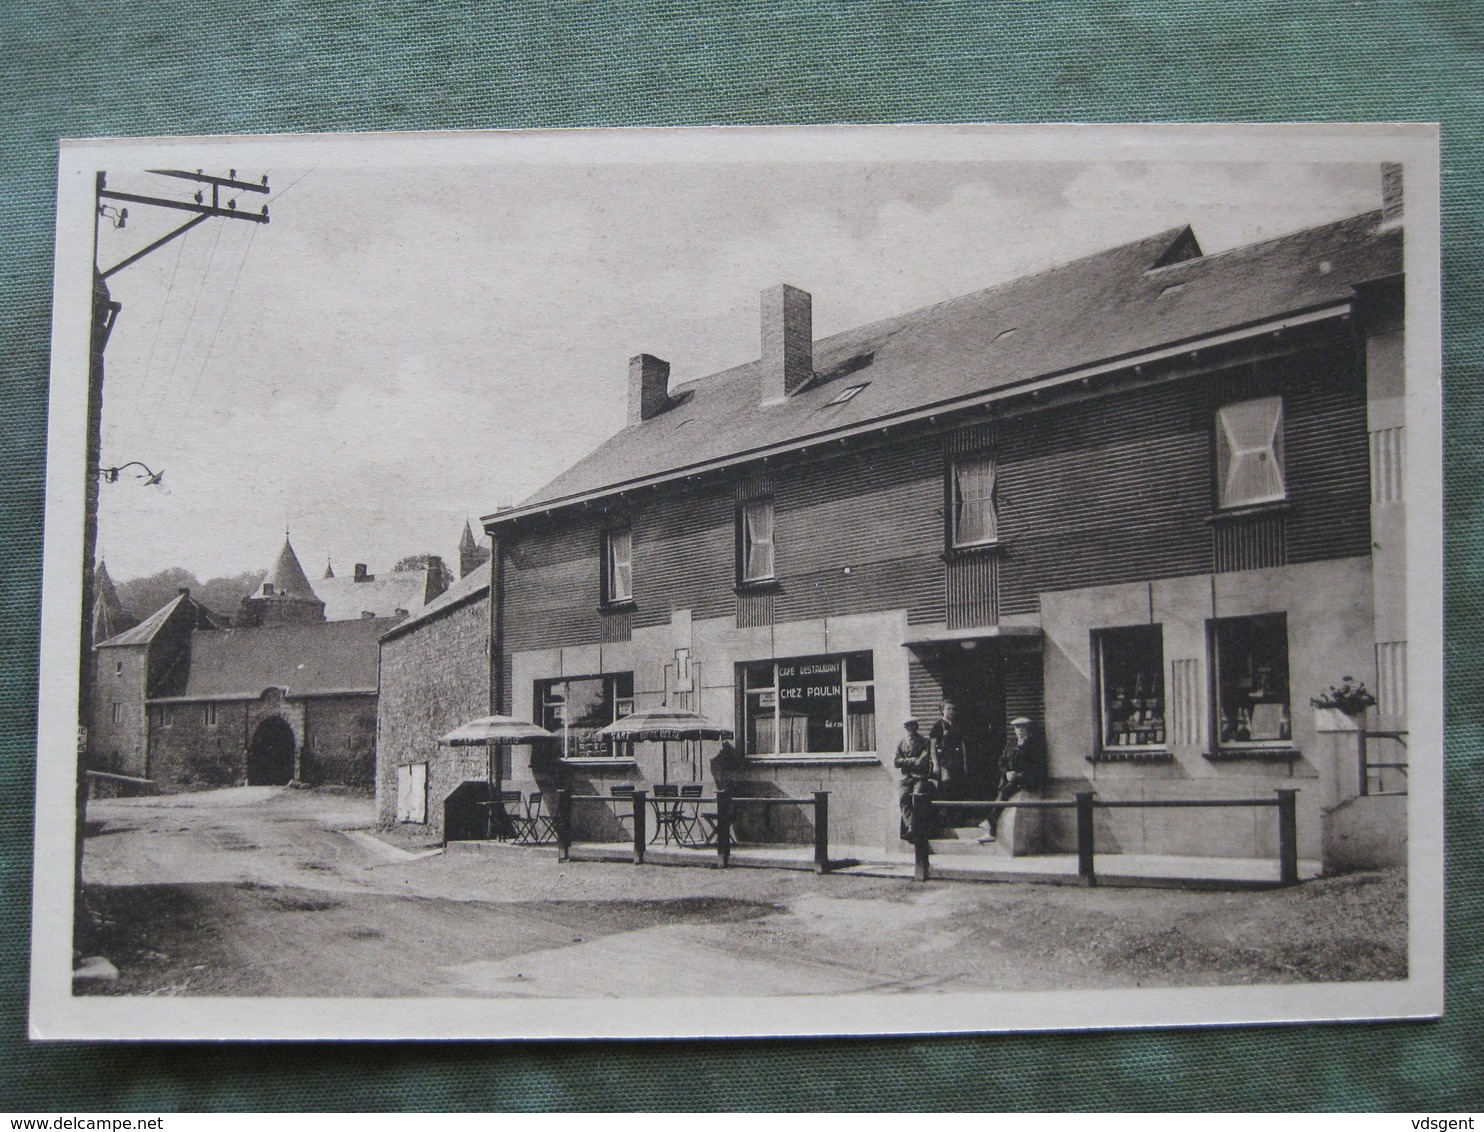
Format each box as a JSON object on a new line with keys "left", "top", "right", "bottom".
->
{"left": 597, "top": 706, "right": 733, "bottom": 784}
{"left": 437, "top": 714, "right": 555, "bottom": 747}
{"left": 437, "top": 714, "right": 556, "bottom": 801}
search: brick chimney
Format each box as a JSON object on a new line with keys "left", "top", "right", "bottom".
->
{"left": 761, "top": 284, "right": 812, "bottom": 405}
{"left": 628, "top": 354, "right": 670, "bottom": 425}
{"left": 353, "top": 563, "right": 372, "bottom": 583}
{"left": 1381, "top": 162, "right": 1404, "bottom": 225}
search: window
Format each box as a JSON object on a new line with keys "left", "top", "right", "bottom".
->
{"left": 1212, "top": 613, "right": 1291, "bottom": 746}
{"left": 826, "top": 382, "right": 868, "bottom": 405}
{"left": 603, "top": 528, "right": 633, "bottom": 604}
{"left": 740, "top": 652, "right": 875, "bottom": 757}
{"left": 950, "top": 456, "right": 998, "bottom": 547}
{"left": 1096, "top": 625, "right": 1166, "bottom": 750}
{"left": 1216, "top": 396, "right": 1285, "bottom": 509}
{"left": 158, "top": 705, "right": 174, "bottom": 728}
{"left": 114, "top": 660, "right": 123, "bottom": 676}
{"left": 110, "top": 702, "right": 121, "bottom": 724}
{"left": 537, "top": 673, "right": 635, "bottom": 760}
{"left": 738, "top": 499, "right": 775, "bottom": 583}
{"left": 204, "top": 703, "right": 219, "bottom": 728}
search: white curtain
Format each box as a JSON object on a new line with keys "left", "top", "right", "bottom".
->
{"left": 954, "top": 457, "right": 997, "bottom": 544}
{"left": 607, "top": 529, "right": 632, "bottom": 600}
{"left": 744, "top": 500, "right": 774, "bottom": 579}
{"left": 1217, "top": 397, "right": 1285, "bottom": 507}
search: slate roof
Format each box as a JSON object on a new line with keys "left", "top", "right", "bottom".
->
{"left": 96, "top": 592, "right": 219, "bottom": 648}
{"left": 263, "top": 535, "right": 318, "bottom": 600}
{"left": 503, "top": 211, "right": 1400, "bottom": 517}
{"left": 92, "top": 560, "right": 139, "bottom": 642}
{"left": 316, "top": 568, "right": 438, "bottom": 621}
{"left": 380, "top": 560, "right": 491, "bottom": 642}
{"left": 155, "top": 617, "right": 387, "bottom": 701}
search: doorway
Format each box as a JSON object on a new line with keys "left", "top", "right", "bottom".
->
{"left": 247, "top": 715, "right": 296, "bottom": 785}
{"left": 918, "top": 645, "right": 1006, "bottom": 801}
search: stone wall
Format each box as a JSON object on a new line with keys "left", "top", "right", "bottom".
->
{"left": 89, "top": 644, "right": 150, "bottom": 775}
{"left": 304, "top": 694, "right": 378, "bottom": 788}
{"left": 147, "top": 699, "right": 252, "bottom": 788}
{"left": 377, "top": 591, "right": 490, "bottom": 834}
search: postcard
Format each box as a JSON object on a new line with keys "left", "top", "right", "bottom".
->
{"left": 31, "top": 123, "right": 1443, "bottom": 1039}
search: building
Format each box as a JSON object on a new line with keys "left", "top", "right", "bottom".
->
{"left": 390, "top": 175, "right": 1407, "bottom": 866}
{"left": 90, "top": 534, "right": 455, "bottom": 791}
{"left": 315, "top": 557, "right": 450, "bottom": 622}
{"left": 376, "top": 560, "right": 492, "bottom": 831}
{"left": 88, "top": 588, "right": 221, "bottom": 778}
{"left": 90, "top": 559, "right": 139, "bottom": 644}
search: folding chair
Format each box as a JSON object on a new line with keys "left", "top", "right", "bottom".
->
{"left": 651, "top": 783, "right": 682, "bottom": 844}
{"left": 495, "top": 789, "right": 527, "bottom": 842}
{"left": 668, "top": 783, "right": 708, "bottom": 847}
{"left": 609, "top": 784, "right": 636, "bottom": 838}
{"left": 518, "top": 792, "right": 557, "bottom": 845}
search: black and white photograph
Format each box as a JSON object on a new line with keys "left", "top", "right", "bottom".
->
{"left": 30, "top": 124, "right": 1443, "bottom": 1040}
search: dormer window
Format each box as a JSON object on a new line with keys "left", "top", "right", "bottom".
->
{"left": 603, "top": 528, "right": 633, "bottom": 605}
{"left": 738, "top": 499, "right": 775, "bottom": 583}
{"left": 1216, "top": 396, "right": 1285, "bottom": 509}
{"left": 950, "top": 456, "right": 998, "bottom": 547}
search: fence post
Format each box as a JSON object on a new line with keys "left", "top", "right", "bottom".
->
{"left": 1075, "top": 791, "right": 1097, "bottom": 886}
{"left": 1276, "top": 788, "right": 1299, "bottom": 885}
{"left": 556, "top": 789, "right": 572, "bottom": 861}
{"left": 813, "top": 790, "right": 830, "bottom": 874}
{"left": 715, "top": 789, "right": 731, "bottom": 868}
{"left": 912, "top": 792, "right": 931, "bottom": 882}
{"left": 1358, "top": 731, "right": 1370, "bottom": 798}
{"left": 632, "top": 789, "right": 647, "bottom": 865}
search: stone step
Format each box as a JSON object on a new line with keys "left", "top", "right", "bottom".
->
{"left": 929, "top": 834, "right": 1009, "bottom": 856}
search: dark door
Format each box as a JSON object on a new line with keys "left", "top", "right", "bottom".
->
{"left": 247, "top": 716, "right": 296, "bottom": 785}
{"left": 931, "top": 648, "right": 1006, "bottom": 800}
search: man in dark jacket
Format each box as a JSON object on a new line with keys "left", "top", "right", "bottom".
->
{"left": 895, "top": 719, "right": 936, "bottom": 840}
{"left": 982, "top": 716, "right": 1046, "bottom": 843}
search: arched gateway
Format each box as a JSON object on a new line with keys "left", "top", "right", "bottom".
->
{"left": 247, "top": 715, "right": 296, "bottom": 785}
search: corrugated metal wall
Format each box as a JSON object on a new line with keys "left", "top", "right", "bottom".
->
{"left": 1213, "top": 512, "right": 1287, "bottom": 572}
{"left": 1282, "top": 345, "right": 1373, "bottom": 564}
{"left": 997, "top": 378, "right": 1213, "bottom": 614}
{"left": 496, "top": 338, "right": 1370, "bottom": 667}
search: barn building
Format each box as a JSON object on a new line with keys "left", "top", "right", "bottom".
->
{"left": 90, "top": 533, "right": 455, "bottom": 791}
{"left": 389, "top": 176, "right": 1409, "bottom": 867}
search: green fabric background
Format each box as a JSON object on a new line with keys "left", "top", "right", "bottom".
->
{"left": 2, "top": 0, "right": 1479, "bottom": 1112}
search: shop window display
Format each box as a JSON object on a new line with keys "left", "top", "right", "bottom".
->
{"left": 1212, "top": 613, "right": 1291, "bottom": 746}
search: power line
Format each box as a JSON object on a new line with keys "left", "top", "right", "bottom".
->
{"left": 119, "top": 226, "right": 189, "bottom": 453}
{"left": 142, "top": 219, "right": 223, "bottom": 453}
{"left": 169, "top": 222, "right": 260, "bottom": 453}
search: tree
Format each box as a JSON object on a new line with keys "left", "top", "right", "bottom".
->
{"left": 115, "top": 567, "right": 198, "bottom": 620}
{"left": 392, "top": 554, "right": 453, "bottom": 594}
{"left": 115, "top": 566, "right": 264, "bottom": 623}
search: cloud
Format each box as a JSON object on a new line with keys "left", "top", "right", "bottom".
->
{"left": 96, "top": 154, "right": 1381, "bottom": 580}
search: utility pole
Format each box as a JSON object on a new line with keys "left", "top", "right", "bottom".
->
{"left": 74, "top": 168, "right": 269, "bottom": 960}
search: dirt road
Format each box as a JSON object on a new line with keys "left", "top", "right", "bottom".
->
{"left": 77, "top": 786, "right": 1406, "bottom": 998}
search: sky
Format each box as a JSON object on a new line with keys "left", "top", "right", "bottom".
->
{"left": 88, "top": 140, "right": 1385, "bottom": 584}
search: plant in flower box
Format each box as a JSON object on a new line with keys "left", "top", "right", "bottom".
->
{"left": 1311, "top": 676, "right": 1376, "bottom": 730}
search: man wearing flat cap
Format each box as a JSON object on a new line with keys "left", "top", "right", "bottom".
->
{"left": 983, "top": 716, "right": 1046, "bottom": 843}
{"left": 894, "top": 719, "right": 936, "bottom": 840}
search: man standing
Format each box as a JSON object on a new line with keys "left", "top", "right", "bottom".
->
{"left": 928, "top": 700, "right": 967, "bottom": 793}
{"left": 983, "top": 716, "right": 1046, "bottom": 843}
{"left": 894, "top": 719, "right": 935, "bottom": 841}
